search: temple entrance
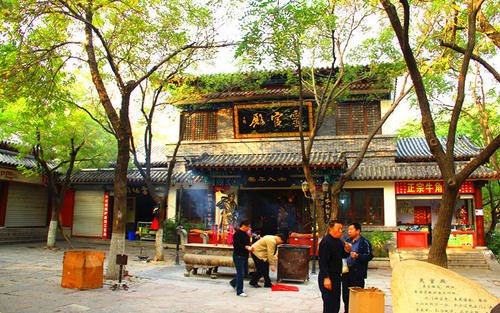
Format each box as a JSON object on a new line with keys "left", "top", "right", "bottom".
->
{"left": 238, "top": 189, "right": 310, "bottom": 236}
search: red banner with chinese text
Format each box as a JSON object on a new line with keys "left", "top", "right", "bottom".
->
{"left": 102, "top": 192, "right": 109, "bottom": 239}
{"left": 395, "top": 181, "right": 474, "bottom": 195}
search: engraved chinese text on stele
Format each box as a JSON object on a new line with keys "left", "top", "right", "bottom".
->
{"left": 391, "top": 260, "right": 499, "bottom": 313}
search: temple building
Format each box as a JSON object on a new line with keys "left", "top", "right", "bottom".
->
{"left": 67, "top": 72, "right": 497, "bottom": 251}
{"left": 3, "top": 71, "right": 496, "bottom": 253}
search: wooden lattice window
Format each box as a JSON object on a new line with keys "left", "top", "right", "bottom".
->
{"left": 338, "top": 188, "right": 384, "bottom": 225}
{"left": 181, "top": 111, "right": 218, "bottom": 141}
{"left": 336, "top": 101, "right": 381, "bottom": 136}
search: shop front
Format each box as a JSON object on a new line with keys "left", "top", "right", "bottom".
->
{"left": 395, "top": 180, "right": 479, "bottom": 249}
{"left": 0, "top": 167, "right": 48, "bottom": 228}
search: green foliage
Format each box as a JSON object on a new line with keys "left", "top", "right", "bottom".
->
{"left": 1, "top": 0, "right": 221, "bottom": 174}
{"left": 363, "top": 231, "right": 392, "bottom": 257}
{"left": 167, "top": 70, "right": 277, "bottom": 103}
{"left": 483, "top": 180, "right": 500, "bottom": 228}
{"left": 237, "top": 0, "right": 376, "bottom": 67}
{"left": 163, "top": 218, "right": 206, "bottom": 243}
{"left": 486, "top": 231, "right": 500, "bottom": 260}
{"left": 1, "top": 0, "right": 220, "bottom": 115}
{"left": 237, "top": 0, "right": 316, "bottom": 67}
{"left": 163, "top": 218, "right": 179, "bottom": 243}
{"left": 0, "top": 61, "right": 116, "bottom": 174}
{"left": 364, "top": 231, "right": 392, "bottom": 249}
{"left": 169, "top": 63, "right": 397, "bottom": 110}
{"left": 398, "top": 99, "right": 500, "bottom": 143}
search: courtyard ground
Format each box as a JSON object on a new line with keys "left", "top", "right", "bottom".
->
{"left": 0, "top": 239, "right": 499, "bottom": 313}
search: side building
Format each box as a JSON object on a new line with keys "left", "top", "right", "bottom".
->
{"left": 0, "top": 141, "right": 73, "bottom": 243}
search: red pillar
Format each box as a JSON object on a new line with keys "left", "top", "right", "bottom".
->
{"left": 474, "top": 184, "right": 485, "bottom": 246}
{"left": 0, "top": 183, "right": 9, "bottom": 227}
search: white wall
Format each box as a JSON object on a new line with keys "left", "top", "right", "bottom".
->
{"left": 381, "top": 98, "right": 420, "bottom": 135}
{"left": 167, "top": 188, "right": 177, "bottom": 220}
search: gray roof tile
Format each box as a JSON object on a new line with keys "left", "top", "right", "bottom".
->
{"left": 397, "top": 136, "right": 482, "bottom": 161}
{"left": 0, "top": 149, "right": 38, "bottom": 169}
{"left": 70, "top": 168, "right": 205, "bottom": 184}
{"left": 186, "top": 151, "right": 347, "bottom": 168}
{"left": 351, "top": 163, "right": 497, "bottom": 181}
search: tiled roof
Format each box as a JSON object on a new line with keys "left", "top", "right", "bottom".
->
{"left": 397, "top": 136, "right": 482, "bottom": 161}
{"left": 70, "top": 168, "right": 205, "bottom": 184}
{"left": 186, "top": 152, "right": 347, "bottom": 169}
{"left": 69, "top": 162, "right": 497, "bottom": 184}
{"left": 133, "top": 145, "right": 170, "bottom": 167}
{"left": 0, "top": 149, "right": 38, "bottom": 169}
{"left": 198, "top": 82, "right": 381, "bottom": 100}
{"left": 351, "top": 163, "right": 498, "bottom": 181}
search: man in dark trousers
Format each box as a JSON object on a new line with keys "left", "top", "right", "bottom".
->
{"left": 229, "top": 220, "right": 252, "bottom": 297}
{"left": 318, "top": 220, "right": 351, "bottom": 313}
{"left": 249, "top": 234, "right": 284, "bottom": 288}
{"left": 341, "top": 222, "right": 373, "bottom": 313}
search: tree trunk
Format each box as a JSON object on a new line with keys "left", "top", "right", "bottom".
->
{"left": 46, "top": 193, "right": 60, "bottom": 248}
{"left": 105, "top": 116, "right": 131, "bottom": 279}
{"left": 427, "top": 186, "right": 460, "bottom": 267}
{"left": 46, "top": 218, "right": 58, "bottom": 248}
{"left": 154, "top": 225, "right": 165, "bottom": 261}
{"left": 154, "top": 198, "right": 166, "bottom": 261}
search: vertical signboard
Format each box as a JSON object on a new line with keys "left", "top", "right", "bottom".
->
{"left": 102, "top": 192, "right": 109, "bottom": 239}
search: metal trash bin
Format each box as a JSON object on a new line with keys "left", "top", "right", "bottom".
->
{"left": 277, "top": 244, "right": 310, "bottom": 282}
{"left": 61, "top": 250, "right": 106, "bottom": 290}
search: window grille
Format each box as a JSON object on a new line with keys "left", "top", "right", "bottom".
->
{"left": 181, "top": 111, "right": 218, "bottom": 141}
{"left": 336, "top": 101, "right": 381, "bottom": 135}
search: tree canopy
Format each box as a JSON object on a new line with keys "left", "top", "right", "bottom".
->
{"left": 1, "top": 0, "right": 224, "bottom": 278}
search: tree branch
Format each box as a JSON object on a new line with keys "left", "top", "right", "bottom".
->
{"left": 56, "top": 0, "right": 125, "bottom": 90}
{"left": 133, "top": 41, "right": 237, "bottom": 90}
{"left": 380, "top": 0, "right": 446, "bottom": 169}
{"left": 446, "top": 1, "right": 482, "bottom": 163}
{"left": 71, "top": 102, "right": 116, "bottom": 137}
{"left": 477, "top": 10, "right": 500, "bottom": 48}
{"left": 439, "top": 40, "right": 500, "bottom": 83}
{"left": 456, "top": 134, "right": 500, "bottom": 183}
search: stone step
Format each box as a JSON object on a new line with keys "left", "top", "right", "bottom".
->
{"left": 392, "top": 248, "right": 495, "bottom": 270}
{"left": 397, "top": 250, "right": 485, "bottom": 258}
{"left": 448, "top": 259, "right": 487, "bottom": 265}
{"left": 448, "top": 263, "right": 490, "bottom": 270}
{"left": 399, "top": 253, "right": 486, "bottom": 259}
{"left": 369, "top": 257, "right": 391, "bottom": 268}
{"left": 400, "top": 256, "right": 486, "bottom": 263}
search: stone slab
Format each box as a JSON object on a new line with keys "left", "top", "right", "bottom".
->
{"left": 391, "top": 260, "right": 499, "bottom": 313}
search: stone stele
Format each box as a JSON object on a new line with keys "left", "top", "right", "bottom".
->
{"left": 391, "top": 260, "right": 499, "bottom": 313}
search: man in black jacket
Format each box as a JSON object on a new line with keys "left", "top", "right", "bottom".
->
{"left": 341, "top": 222, "right": 373, "bottom": 313}
{"left": 229, "top": 220, "right": 252, "bottom": 297}
{"left": 318, "top": 220, "right": 351, "bottom": 313}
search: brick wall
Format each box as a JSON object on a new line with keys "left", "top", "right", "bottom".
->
{"left": 0, "top": 227, "right": 71, "bottom": 245}
{"left": 165, "top": 134, "right": 397, "bottom": 168}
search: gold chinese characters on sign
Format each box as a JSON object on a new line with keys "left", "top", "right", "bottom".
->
{"left": 234, "top": 101, "right": 314, "bottom": 139}
{"left": 395, "top": 181, "right": 475, "bottom": 195}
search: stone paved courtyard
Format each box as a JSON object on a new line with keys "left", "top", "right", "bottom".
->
{"left": 0, "top": 240, "right": 498, "bottom": 313}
